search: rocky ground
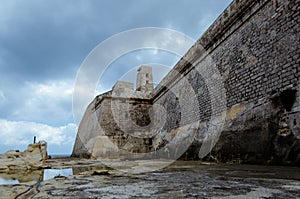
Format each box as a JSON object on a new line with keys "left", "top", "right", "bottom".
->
{"left": 0, "top": 159, "right": 299, "bottom": 199}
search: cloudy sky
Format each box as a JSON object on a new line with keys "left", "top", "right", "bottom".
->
{"left": 0, "top": 0, "right": 232, "bottom": 155}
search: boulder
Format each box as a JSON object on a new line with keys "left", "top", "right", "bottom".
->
{"left": 0, "top": 141, "right": 48, "bottom": 172}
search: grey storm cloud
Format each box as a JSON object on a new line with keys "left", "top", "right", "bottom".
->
{"left": 0, "top": 0, "right": 232, "bottom": 81}
{"left": 0, "top": 0, "right": 232, "bottom": 154}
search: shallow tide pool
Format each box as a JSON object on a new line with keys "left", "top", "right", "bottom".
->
{"left": 0, "top": 168, "right": 73, "bottom": 185}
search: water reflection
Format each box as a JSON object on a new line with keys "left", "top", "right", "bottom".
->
{"left": 43, "top": 168, "right": 73, "bottom": 181}
{"left": 0, "top": 164, "right": 111, "bottom": 185}
{"left": 0, "top": 170, "right": 44, "bottom": 184}
{"left": 0, "top": 168, "right": 73, "bottom": 185}
{"left": 0, "top": 177, "right": 18, "bottom": 185}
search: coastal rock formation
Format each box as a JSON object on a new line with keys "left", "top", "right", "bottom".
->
{"left": 0, "top": 141, "right": 48, "bottom": 172}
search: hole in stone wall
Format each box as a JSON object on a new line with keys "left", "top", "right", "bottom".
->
{"left": 294, "top": 119, "right": 297, "bottom": 126}
{"left": 279, "top": 89, "right": 297, "bottom": 112}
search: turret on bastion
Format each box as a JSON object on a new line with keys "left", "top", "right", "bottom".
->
{"left": 111, "top": 66, "right": 154, "bottom": 98}
{"left": 136, "top": 66, "right": 154, "bottom": 93}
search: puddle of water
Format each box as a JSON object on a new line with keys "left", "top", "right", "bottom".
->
{"left": 0, "top": 169, "right": 43, "bottom": 185}
{"left": 43, "top": 168, "right": 73, "bottom": 181}
{"left": 0, "top": 177, "right": 18, "bottom": 185}
{"left": 0, "top": 166, "right": 109, "bottom": 185}
{"left": 0, "top": 168, "right": 73, "bottom": 185}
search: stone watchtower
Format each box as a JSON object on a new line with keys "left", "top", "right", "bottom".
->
{"left": 136, "top": 66, "right": 154, "bottom": 93}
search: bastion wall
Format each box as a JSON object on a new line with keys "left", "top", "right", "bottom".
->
{"left": 72, "top": 0, "right": 300, "bottom": 165}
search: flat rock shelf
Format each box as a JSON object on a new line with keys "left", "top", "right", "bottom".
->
{"left": 0, "top": 159, "right": 299, "bottom": 198}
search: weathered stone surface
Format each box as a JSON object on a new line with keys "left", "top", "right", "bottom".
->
{"left": 180, "top": 91, "right": 300, "bottom": 166}
{"left": 91, "top": 136, "right": 119, "bottom": 158}
{"left": 0, "top": 141, "right": 48, "bottom": 172}
{"left": 153, "top": 0, "right": 300, "bottom": 164}
{"left": 72, "top": 95, "right": 155, "bottom": 158}
{"left": 111, "top": 81, "right": 134, "bottom": 98}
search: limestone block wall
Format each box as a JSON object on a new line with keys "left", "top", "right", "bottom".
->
{"left": 111, "top": 81, "right": 134, "bottom": 98}
{"left": 154, "top": 0, "right": 299, "bottom": 113}
{"left": 152, "top": 0, "right": 300, "bottom": 164}
{"left": 72, "top": 95, "right": 154, "bottom": 158}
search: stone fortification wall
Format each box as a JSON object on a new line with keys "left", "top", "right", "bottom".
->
{"left": 72, "top": 0, "right": 300, "bottom": 165}
{"left": 152, "top": 0, "right": 299, "bottom": 164}
{"left": 72, "top": 95, "right": 154, "bottom": 158}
